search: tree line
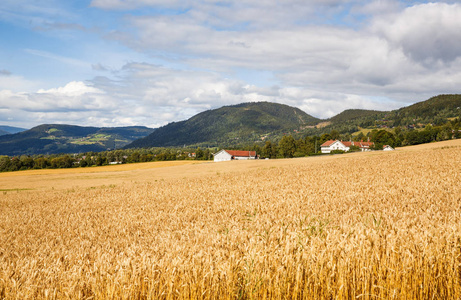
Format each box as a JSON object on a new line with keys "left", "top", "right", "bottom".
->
{"left": 237, "top": 117, "right": 461, "bottom": 158}
{"left": 1, "top": 118, "right": 460, "bottom": 173}
{"left": 0, "top": 148, "right": 213, "bottom": 172}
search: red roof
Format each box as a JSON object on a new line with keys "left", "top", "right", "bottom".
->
{"left": 342, "top": 141, "right": 373, "bottom": 148}
{"left": 225, "top": 150, "right": 256, "bottom": 157}
{"left": 320, "top": 140, "right": 337, "bottom": 147}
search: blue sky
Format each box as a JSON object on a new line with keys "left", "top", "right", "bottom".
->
{"left": 1, "top": 0, "right": 461, "bottom": 128}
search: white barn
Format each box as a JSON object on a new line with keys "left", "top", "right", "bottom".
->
{"left": 213, "top": 150, "right": 257, "bottom": 162}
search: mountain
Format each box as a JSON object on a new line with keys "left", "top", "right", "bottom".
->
{"left": 0, "top": 125, "right": 27, "bottom": 136}
{"left": 126, "top": 102, "right": 319, "bottom": 148}
{"left": 322, "top": 94, "right": 461, "bottom": 130}
{"left": 327, "top": 109, "right": 384, "bottom": 124}
{"left": 0, "top": 124, "right": 154, "bottom": 156}
{"left": 3, "top": 95, "right": 459, "bottom": 155}
{"left": 127, "top": 95, "right": 461, "bottom": 149}
{"left": 391, "top": 94, "right": 461, "bottom": 126}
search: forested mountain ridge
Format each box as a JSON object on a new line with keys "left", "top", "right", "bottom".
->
{"left": 330, "top": 94, "right": 461, "bottom": 126}
{"left": 0, "top": 124, "right": 154, "bottom": 156}
{"left": 126, "top": 102, "right": 319, "bottom": 148}
{"left": 391, "top": 94, "right": 461, "bottom": 126}
{"left": 311, "top": 94, "right": 461, "bottom": 135}
{"left": 2, "top": 94, "right": 460, "bottom": 155}
{"left": 327, "top": 109, "right": 384, "bottom": 124}
{"left": 127, "top": 95, "right": 461, "bottom": 149}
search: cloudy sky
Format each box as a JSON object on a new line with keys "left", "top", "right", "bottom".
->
{"left": 1, "top": 0, "right": 461, "bottom": 129}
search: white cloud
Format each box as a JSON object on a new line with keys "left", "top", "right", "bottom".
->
{"left": 0, "top": 0, "right": 76, "bottom": 28}
{"left": 0, "top": 75, "right": 42, "bottom": 93}
{"left": 25, "top": 49, "right": 90, "bottom": 68}
{"left": 1, "top": 63, "right": 406, "bottom": 128}
{"left": 372, "top": 2, "right": 461, "bottom": 64}
{"left": 90, "top": 0, "right": 355, "bottom": 11}
{"left": 114, "top": 1, "right": 461, "bottom": 103}
{"left": 0, "top": 69, "right": 12, "bottom": 76}
{"left": 92, "top": 63, "right": 110, "bottom": 72}
{"left": 352, "top": 0, "right": 402, "bottom": 17}
{"left": 37, "top": 81, "right": 103, "bottom": 97}
{"left": 0, "top": 82, "right": 117, "bottom": 127}
{"left": 3, "top": 0, "right": 461, "bottom": 130}
{"left": 87, "top": 62, "right": 407, "bottom": 122}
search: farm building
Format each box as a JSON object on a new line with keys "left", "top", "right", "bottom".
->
{"left": 383, "top": 145, "right": 395, "bottom": 151}
{"left": 320, "top": 140, "right": 374, "bottom": 153}
{"left": 213, "top": 150, "right": 257, "bottom": 162}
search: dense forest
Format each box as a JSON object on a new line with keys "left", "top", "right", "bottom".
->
{"left": 1, "top": 117, "right": 460, "bottom": 173}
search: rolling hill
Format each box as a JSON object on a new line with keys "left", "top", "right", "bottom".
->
{"left": 390, "top": 94, "right": 461, "bottom": 126}
{"left": 327, "top": 109, "right": 384, "bottom": 124}
{"left": 127, "top": 95, "right": 461, "bottom": 149}
{"left": 2, "top": 94, "right": 460, "bottom": 155}
{"left": 126, "top": 102, "right": 319, "bottom": 148}
{"left": 0, "top": 125, "right": 27, "bottom": 136}
{"left": 0, "top": 124, "right": 154, "bottom": 156}
{"left": 321, "top": 94, "right": 461, "bottom": 130}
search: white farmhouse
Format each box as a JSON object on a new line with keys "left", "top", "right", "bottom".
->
{"left": 320, "top": 140, "right": 349, "bottom": 153}
{"left": 320, "top": 140, "right": 375, "bottom": 153}
{"left": 213, "top": 150, "right": 257, "bottom": 162}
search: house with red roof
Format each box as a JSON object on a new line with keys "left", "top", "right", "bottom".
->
{"left": 383, "top": 145, "right": 394, "bottom": 151}
{"left": 320, "top": 140, "right": 374, "bottom": 153}
{"left": 213, "top": 149, "right": 257, "bottom": 162}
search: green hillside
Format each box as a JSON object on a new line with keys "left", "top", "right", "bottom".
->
{"left": 127, "top": 95, "right": 461, "bottom": 149}
{"left": 0, "top": 125, "right": 27, "bottom": 136}
{"left": 328, "top": 109, "right": 384, "bottom": 124}
{"left": 2, "top": 94, "right": 460, "bottom": 155}
{"left": 126, "top": 102, "right": 319, "bottom": 148}
{"left": 391, "top": 94, "right": 461, "bottom": 126}
{"left": 319, "top": 94, "right": 461, "bottom": 132}
{"left": 0, "top": 124, "right": 154, "bottom": 156}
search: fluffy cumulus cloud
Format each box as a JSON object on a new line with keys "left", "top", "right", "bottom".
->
{"left": 0, "top": 82, "right": 117, "bottom": 127}
{"left": 2, "top": 0, "right": 461, "bottom": 128}
{"left": 86, "top": 62, "right": 406, "bottom": 123}
{"left": 111, "top": 1, "right": 461, "bottom": 90}
{"left": 98, "top": 1, "right": 461, "bottom": 111}
{"left": 372, "top": 2, "right": 461, "bottom": 64}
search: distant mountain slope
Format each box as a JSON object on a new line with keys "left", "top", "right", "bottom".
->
{"left": 126, "top": 102, "right": 319, "bottom": 148}
{"left": 324, "top": 94, "right": 461, "bottom": 129}
{"left": 0, "top": 124, "right": 154, "bottom": 156}
{"left": 327, "top": 109, "right": 384, "bottom": 124}
{"left": 3, "top": 95, "right": 459, "bottom": 155}
{"left": 0, "top": 125, "right": 27, "bottom": 136}
{"left": 392, "top": 94, "right": 461, "bottom": 125}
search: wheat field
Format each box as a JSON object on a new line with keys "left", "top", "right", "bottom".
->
{"left": 1, "top": 140, "right": 461, "bottom": 299}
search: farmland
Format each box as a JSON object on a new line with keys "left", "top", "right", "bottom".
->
{"left": 1, "top": 140, "right": 461, "bottom": 299}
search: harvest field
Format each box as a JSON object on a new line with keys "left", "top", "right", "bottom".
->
{"left": 1, "top": 140, "right": 461, "bottom": 299}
